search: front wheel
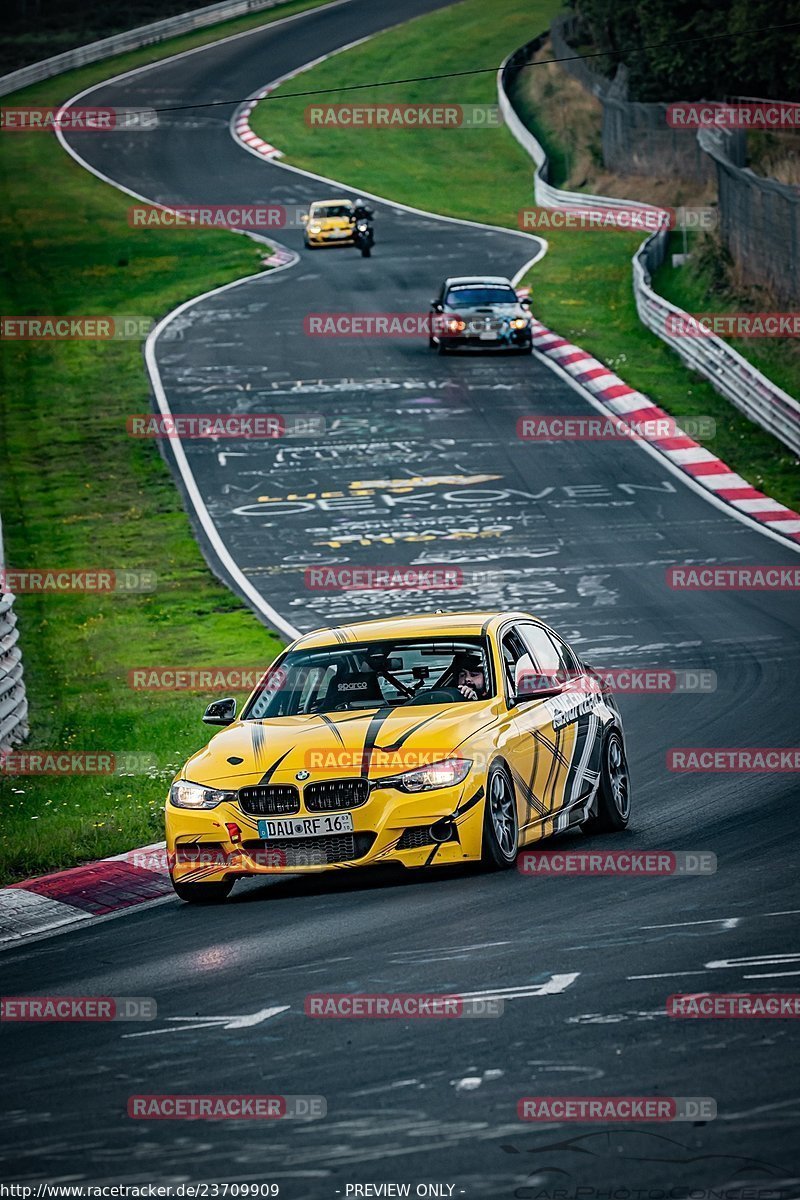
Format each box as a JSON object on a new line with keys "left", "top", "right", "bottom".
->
{"left": 171, "top": 876, "right": 234, "bottom": 904}
{"left": 360, "top": 245, "right": 371, "bottom": 257}
{"left": 583, "top": 729, "right": 631, "bottom": 833}
{"left": 482, "top": 763, "right": 519, "bottom": 869}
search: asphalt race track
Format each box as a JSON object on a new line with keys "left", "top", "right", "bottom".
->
{"left": 3, "top": 1, "right": 800, "bottom": 1196}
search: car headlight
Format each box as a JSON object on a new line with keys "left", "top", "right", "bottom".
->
{"left": 308, "top": 223, "right": 322, "bottom": 234}
{"left": 169, "top": 779, "right": 234, "bottom": 809}
{"left": 445, "top": 318, "right": 466, "bottom": 333}
{"left": 388, "top": 758, "right": 472, "bottom": 792}
{"left": 511, "top": 317, "right": 529, "bottom": 329}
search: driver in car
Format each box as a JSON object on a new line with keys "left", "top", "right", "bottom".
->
{"left": 452, "top": 652, "right": 488, "bottom": 701}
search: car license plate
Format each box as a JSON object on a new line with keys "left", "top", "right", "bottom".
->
{"left": 479, "top": 331, "right": 498, "bottom": 340}
{"left": 257, "top": 813, "right": 354, "bottom": 839}
{"left": 328, "top": 229, "right": 347, "bottom": 238}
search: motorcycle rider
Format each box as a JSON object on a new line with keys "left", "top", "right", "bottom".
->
{"left": 352, "top": 197, "right": 374, "bottom": 222}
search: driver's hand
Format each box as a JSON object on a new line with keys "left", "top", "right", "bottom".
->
{"left": 458, "top": 684, "right": 478, "bottom": 700}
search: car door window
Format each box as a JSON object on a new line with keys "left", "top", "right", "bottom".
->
{"left": 551, "top": 636, "right": 583, "bottom": 681}
{"left": 518, "top": 624, "right": 570, "bottom": 686}
{"left": 501, "top": 627, "right": 536, "bottom": 697}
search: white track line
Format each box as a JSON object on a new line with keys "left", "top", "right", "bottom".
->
{"left": 52, "top": 4, "right": 364, "bottom": 637}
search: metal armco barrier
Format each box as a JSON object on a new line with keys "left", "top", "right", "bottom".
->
{"left": 0, "top": 0, "right": 295, "bottom": 97}
{"left": 698, "top": 126, "right": 799, "bottom": 308}
{"left": 0, "top": 518, "right": 29, "bottom": 752}
{"left": 498, "top": 45, "right": 800, "bottom": 459}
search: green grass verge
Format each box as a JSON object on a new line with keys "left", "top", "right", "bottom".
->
{"left": 0, "top": 2, "right": 342, "bottom": 882}
{"left": 252, "top": 0, "right": 799, "bottom": 510}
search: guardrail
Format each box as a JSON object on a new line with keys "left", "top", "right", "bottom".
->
{"left": 498, "top": 44, "right": 800, "bottom": 459}
{"left": 632, "top": 230, "right": 800, "bottom": 454}
{"left": 0, "top": 0, "right": 294, "bottom": 98}
{"left": 0, "top": 518, "right": 29, "bottom": 753}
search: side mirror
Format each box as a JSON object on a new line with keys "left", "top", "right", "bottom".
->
{"left": 203, "top": 697, "right": 236, "bottom": 726}
{"left": 520, "top": 297, "right": 532, "bottom": 308}
{"left": 511, "top": 682, "right": 562, "bottom": 706}
{"left": 432, "top": 301, "right": 443, "bottom": 311}
{"left": 511, "top": 665, "right": 564, "bottom": 706}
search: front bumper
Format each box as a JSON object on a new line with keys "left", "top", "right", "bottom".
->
{"left": 438, "top": 329, "right": 532, "bottom": 350}
{"left": 166, "top": 779, "right": 486, "bottom": 883}
{"left": 305, "top": 229, "right": 355, "bottom": 246}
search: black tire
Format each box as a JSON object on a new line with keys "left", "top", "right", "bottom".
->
{"left": 360, "top": 245, "right": 371, "bottom": 257}
{"left": 171, "top": 876, "right": 235, "bottom": 904}
{"left": 428, "top": 335, "right": 436, "bottom": 349}
{"left": 437, "top": 339, "right": 450, "bottom": 355}
{"left": 481, "top": 763, "right": 519, "bottom": 869}
{"left": 583, "top": 729, "right": 631, "bottom": 833}
{"left": 518, "top": 342, "right": 533, "bottom": 355}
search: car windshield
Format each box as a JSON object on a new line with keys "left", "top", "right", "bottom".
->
{"left": 445, "top": 286, "right": 518, "bottom": 308}
{"left": 243, "top": 638, "right": 493, "bottom": 719}
{"left": 311, "top": 204, "right": 352, "bottom": 218}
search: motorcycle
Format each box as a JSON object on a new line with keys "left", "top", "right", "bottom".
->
{"left": 353, "top": 219, "right": 374, "bottom": 257}
{"left": 352, "top": 205, "right": 375, "bottom": 257}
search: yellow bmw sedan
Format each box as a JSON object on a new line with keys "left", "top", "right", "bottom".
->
{"left": 166, "top": 611, "right": 631, "bottom": 902}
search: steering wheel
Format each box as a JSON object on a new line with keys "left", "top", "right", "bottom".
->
{"left": 403, "top": 686, "right": 465, "bottom": 705}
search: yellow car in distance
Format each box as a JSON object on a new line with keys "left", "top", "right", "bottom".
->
{"left": 166, "top": 611, "right": 631, "bottom": 903}
{"left": 302, "top": 197, "right": 356, "bottom": 247}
